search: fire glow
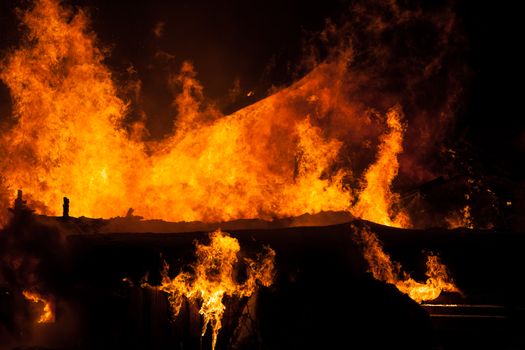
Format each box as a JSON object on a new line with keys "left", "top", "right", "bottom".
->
{"left": 0, "top": 0, "right": 416, "bottom": 229}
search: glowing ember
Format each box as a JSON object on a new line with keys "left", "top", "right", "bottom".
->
{"left": 355, "top": 225, "right": 460, "bottom": 303}
{"left": 22, "top": 290, "right": 54, "bottom": 323}
{"left": 0, "top": 0, "right": 412, "bottom": 228}
{"left": 144, "top": 230, "right": 275, "bottom": 350}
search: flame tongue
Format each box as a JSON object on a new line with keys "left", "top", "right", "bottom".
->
{"left": 146, "top": 230, "right": 275, "bottom": 350}
{"left": 351, "top": 107, "right": 410, "bottom": 228}
{"left": 355, "top": 225, "right": 460, "bottom": 303}
{"left": 22, "top": 290, "right": 55, "bottom": 323}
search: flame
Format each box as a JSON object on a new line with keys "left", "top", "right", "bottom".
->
{"left": 355, "top": 225, "right": 460, "bottom": 303}
{"left": 395, "top": 255, "right": 461, "bottom": 302}
{"left": 446, "top": 205, "right": 474, "bottom": 229}
{"left": 22, "top": 290, "right": 54, "bottom": 323}
{"left": 350, "top": 107, "right": 410, "bottom": 228}
{"left": 0, "top": 0, "right": 412, "bottom": 228}
{"left": 145, "top": 230, "right": 275, "bottom": 350}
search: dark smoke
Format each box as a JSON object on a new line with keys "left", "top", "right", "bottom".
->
{"left": 310, "top": 0, "right": 466, "bottom": 185}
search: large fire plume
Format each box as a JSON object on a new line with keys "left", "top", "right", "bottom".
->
{"left": 144, "top": 230, "right": 275, "bottom": 350}
{"left": 0, "top": 0, "right": 462, "bottom": 228}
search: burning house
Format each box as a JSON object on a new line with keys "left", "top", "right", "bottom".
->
{"left": 0, "top": 0, "right": 523, "bottom": 349}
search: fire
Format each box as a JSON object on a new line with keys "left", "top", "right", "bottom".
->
{"left": 355, "top": 225, "right": 460, "bottom": 303}
{"left": 22, "top": 290, "right": 55, "bottom": 323}
{"left": 394, "top": 255, "right": 461, "bottom": 303}
{"left": 0, "top": 0, "right": 412, "bottom": 228}
{"left": 350, "top": 107, "right": 410, "bottom": 228}
{"left": 446, "top": 205, "right": 474, "bottom": 229}
{"left": 144, "top": 230, "right": 275, "bottom": 350}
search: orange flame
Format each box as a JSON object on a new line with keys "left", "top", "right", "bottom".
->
{"left": 351, "top": 107, "right": 410, "bottom": 228}
{"left": 145, "top": 230, "right": 275, "bottom": 350}
{"left": 22, "top": 290, "right": 55, "bottom": 323}
{"left": 356, "top": 225, "right": 460, "bottom": 303}
{"left": 0, "top": 0, "right": 411, "bottom": 229}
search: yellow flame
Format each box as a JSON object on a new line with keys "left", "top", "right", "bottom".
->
{"left": 145, "top": 230, "right": 275, "bottom": 350}
{"left": 0, "top": 0, "right": 410, "bottom": 229}
{"left": 395, "top": 255, "right": 461, "bottom": 303}
{"left": 351, "top": 107, "right": 410, "bottom": 228}
{"left": 356, "top": 225, "right": 459, "bottom": 303}
{"left": 22, "top": 290, "right": 54, "bottom": 323}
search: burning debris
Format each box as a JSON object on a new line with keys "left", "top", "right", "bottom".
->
{"left": 143, "top": 230, "right": 275, "bottom": 350}
{"left": 0, "top": 200, "right": 522, "bottom": 349}
{"left": 354, "top": 225, "right": 460, "bottom": 303}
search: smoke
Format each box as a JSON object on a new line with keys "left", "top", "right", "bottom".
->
{"left": 300, "top": 0, "right": 466, "bottom": 184}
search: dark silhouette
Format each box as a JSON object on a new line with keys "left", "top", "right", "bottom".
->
{"left": 14, "top": 190, "right": 25, "bottom": 211}
{"left": 63, "top": 197, "right": 70, "bottom": 218}
{"left": 8, "top": 189, "right": 34, "bottom": 219}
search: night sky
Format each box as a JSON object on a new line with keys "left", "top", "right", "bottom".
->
{"left": 0, "top": 0, "right": 523, "bottom": 179}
